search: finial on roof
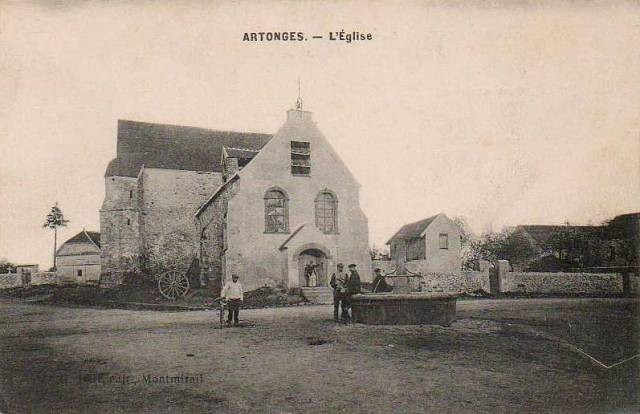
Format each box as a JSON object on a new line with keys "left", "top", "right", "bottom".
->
{"left": 296, "top": 76, "right": 303, "bottom": 110}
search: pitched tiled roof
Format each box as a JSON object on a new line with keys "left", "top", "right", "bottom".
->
{"left": 105, "top": 120, "right": 272, "bottom": 177}
{"left": 605, "top": 212, "right": 640, "bottom": 239}
{"left": 64, "top": 230, "right": 101, "bottom": 248}
{"left": 224, "top": 147, "right": 260, "bottom": 159}
{"left": 516, "top": 225, "right": 599, "bottom": 245}
{"left": 386, "top": 214, "right": 439, "bottom": 245}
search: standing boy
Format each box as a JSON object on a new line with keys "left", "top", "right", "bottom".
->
{"left": 221, "top": 274, "right": 244, "bottom": 327}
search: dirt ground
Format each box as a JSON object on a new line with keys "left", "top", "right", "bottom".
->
{"left": 0, "top": 298, "right": 638, "bottom": 413}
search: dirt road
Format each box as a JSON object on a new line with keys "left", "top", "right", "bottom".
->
{"left": 0, "top": 298, "right": 637, "bottom": 413}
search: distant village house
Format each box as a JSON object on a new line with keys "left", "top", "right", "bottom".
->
{"left": 386, "top": 213, "right": 462, "bottom": 273}
{"left": 55, "top": 230, "right": 101, "bottom": 283}
{"left": 512, "top": 212, "right": 639, "bottom": 272}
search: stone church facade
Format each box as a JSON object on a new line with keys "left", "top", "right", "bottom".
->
{"left": 196, "top": 108, "right": 371, "bottom": 291}
{"left": 100, "top": 107, "right": 371, "bottom": 291}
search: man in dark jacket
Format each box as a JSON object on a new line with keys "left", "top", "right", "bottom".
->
{"left": 329, "top": 263, "right": 348, "bottom": 322}
{"left": 342, "top": 263, "right": 361, "bottom": 321}
{"left": 372, "top": 268, "right": 393, "bottom": 293}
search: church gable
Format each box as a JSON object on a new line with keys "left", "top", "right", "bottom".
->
{"left": 236, "top": 109, "right": 359, "bottom": 189}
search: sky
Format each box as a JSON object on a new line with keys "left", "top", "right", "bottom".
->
{"left": 1, "top": 0, "right": 639, "bottom": 268}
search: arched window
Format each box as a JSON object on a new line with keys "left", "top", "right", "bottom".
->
{"left": 264, "top": 188, "right": 289, "bottom": 233}
{"left": 315, "top": 190, "right": 338, "bottom": 234}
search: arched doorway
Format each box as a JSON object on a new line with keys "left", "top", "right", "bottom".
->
{"left": 298, "top": 248, "right": 328, "bottom": 287}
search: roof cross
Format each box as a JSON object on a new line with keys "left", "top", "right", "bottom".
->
{"left": 296, "top": 77, "right": 303, "bottom": 110}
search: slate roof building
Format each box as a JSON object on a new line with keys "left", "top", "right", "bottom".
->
{"left": 56, "top": 230, "right": 101, "bottom": 283}
{"left": 101, "top": 107, "right": 371, "bottom": 292}
{"left": 101, "top": 120, "right": 272, "bottom": 285}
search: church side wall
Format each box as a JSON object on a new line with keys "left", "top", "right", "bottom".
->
{"left": 197, "top": 179, "right": 239, "bottom": 294}
{"left": 139, "top": 169, "right": 221, "bottom": 276}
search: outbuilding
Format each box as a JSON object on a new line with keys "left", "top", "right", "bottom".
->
{"left": 56, "top": 230, "right": 101, "bottom": 283}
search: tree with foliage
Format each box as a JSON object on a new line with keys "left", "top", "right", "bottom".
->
{"left": 603, "top": 215, "right": 639, "bottom": 268}
{"left": 0, "top": 259, "right": 16, "bottom": 274}
{"left": 42, "top": 202, "right": 69, "bottom": 270}
{"left": 546, "top": 223, "right": 607, "bottom": 269}
{"left": 453, "top": 216, "right": 477, "bottom": 270}
{"left": 369, "top": 244, "right": 390, "bottom": 260}
{"left": 467, "top": 228, "right": 538, "bottom": 269}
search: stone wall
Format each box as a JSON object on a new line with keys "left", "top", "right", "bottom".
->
{"left": 140, "top": 168, "right": 221, "bottom": 276}
{"left": 100, "top": 168, "right": 222, "bottom": 286}
{"left": 197, "top": 178, "right": 240, "bottom": 293}
{"left": 419, "top": 271, "right": 489, "bottom": 293}
{"left": 32, "top": 272, "right": 60, "bottom": 285}
{"left": 502, "top": 272, "right": 624, "bottom": 294}
{"left": 0, "top": 273, "right": 21, "bottom": 289}
{"left": 371, "top": 259, "right": 490, "bottom": 294}
{"left": 0, "top": 272, "right": 61, "bottom": 289}
{"left": 371, "top": 260, "right": 396, "bottom": 275}
{"left": 100, "top": 176, "right": 141, "bottom": 277}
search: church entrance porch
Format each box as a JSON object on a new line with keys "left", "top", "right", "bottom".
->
{"left": 298, "top": 248, "right": 328, "bottom": 287}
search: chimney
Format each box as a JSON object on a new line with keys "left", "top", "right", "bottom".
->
{"left": 286, "top": 108, "right": 313, "bottom": 122}
{"left": 223, "top": 157, "right": 239, "bottom": 182}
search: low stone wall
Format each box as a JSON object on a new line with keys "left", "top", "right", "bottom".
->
{"left": 0, "top": 273, "right": 22, "bottom": 289}
{"left": 371, "top": 260, "right": 396, "bottom": 275}
{"left": 420, "top": 271, "right": 489, "bottom": 294}
{"left": 32, "top": 272, "right": 60, "bottom": 286}
{"left": 371, "top": 260, "right": 489, "bottom": 294}
{"left": 0, "top": 272, "right": 61, "bottom": 289}
{"left": 502, "top": 272, "right": 624, "bottom": 295}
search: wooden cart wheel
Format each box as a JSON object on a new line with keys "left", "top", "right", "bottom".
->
{"left": 158, "top": 270, "right": 190, "bottom": 300}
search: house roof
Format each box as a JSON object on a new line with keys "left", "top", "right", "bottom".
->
{"left": 195, "top": 174, "right": 240, "bottom": 218}
{"left": 386, "top": 214, "right": 440, "bottom": 245}
{"left": 606, "top": 212, "right": 640, "bottom": 239}
{"left": 516, "top": 225, "right": 599, "bottom": 245}
{"left": 224, "top": 146, "right": 260, "bottom": 160}
{"left": 63, "top": 230, "right": 101, "bottom": 248}
{"left": 106, "top": 120, "right": 272, "bottom": 177}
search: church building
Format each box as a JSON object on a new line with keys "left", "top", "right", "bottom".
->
{"left": 100, "top": 104, "right": 372, "bottom": 291}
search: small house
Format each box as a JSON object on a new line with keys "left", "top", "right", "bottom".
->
{"left": 56, "top": 230, "right": 101, "bottom": 283}
{"left": 386, "top": 213, "right": 461, "bottom": 273}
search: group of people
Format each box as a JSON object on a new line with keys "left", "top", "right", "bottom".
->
{"left": 329, "top": 263, "right": 362, "bottom": 322}
{"left": 219, "top": 264, "right": 394, "bottom": 326}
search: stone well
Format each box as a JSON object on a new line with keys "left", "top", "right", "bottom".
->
{"left": 350, "top": 292, "right": 457, "bottom": 326}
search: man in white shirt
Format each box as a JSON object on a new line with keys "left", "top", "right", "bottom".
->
{"left": 221, "top": 274, "right": 244, "bottom": 326}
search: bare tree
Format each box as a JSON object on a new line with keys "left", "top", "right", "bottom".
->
{"left": 43, "top": 202, "right": 69, "bottom": 270}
